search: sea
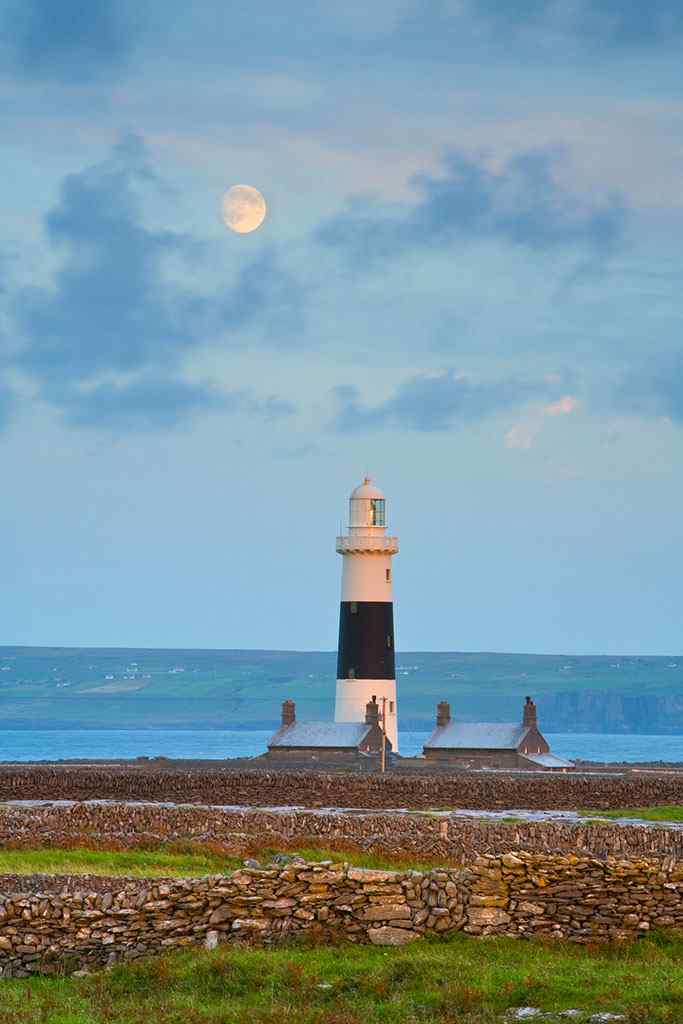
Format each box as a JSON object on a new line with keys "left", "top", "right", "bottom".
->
{"left": 1, "top": 730, "right": 681, "bottom": 764}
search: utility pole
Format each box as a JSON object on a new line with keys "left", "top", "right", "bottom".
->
{"left": 380, "top": 695, "right": 387, "bottom": 774}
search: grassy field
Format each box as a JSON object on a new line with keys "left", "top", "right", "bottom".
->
{"left": 1, "top": 845, "right": 682, "bottom": 1021}
{"left": 1, "top": 931, "right": 682, "bottom": 1023}
{"left": 0, "top": 844, "right": 443, "bottom": 877}
{"left": 580, "top": 805, "right": 683, "bottom": 823}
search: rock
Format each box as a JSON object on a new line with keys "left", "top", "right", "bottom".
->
{"left": 467, "top": 907, "right": 511, "bottom": 926}
{"left": 361, "top": 905, "right": 412, "bottom": 922}
{"left": 518, "top": 902, "right": 545, "bottom": 916}
{"left": 209, "top": 906, "right": 232, "bottom": 925}
{"left": 367, "top": 926, "right": 419, "bottom": 946}
{"left": 469, "top": 895, "right": 508, "bottom": 907}
{"left": 347, "top": 868, "right": 398, "bottom": 883}
{"left": 204, "top": 930, "right": 219, "bottom": 950}
{"left": 502, "top": 854, "right": 526, "bottom": 870}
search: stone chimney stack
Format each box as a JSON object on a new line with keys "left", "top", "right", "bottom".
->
{"left": 523, "top": 696, "right": 537, "bottom": 727}
{"left": 365, "top": 696, "right": 380, "bottom": 726}
{"left": 281, "top": 699, "right": 296, "bottom": 727}
{"left": 436, "top": 700, "right": 451, "bottom": 728}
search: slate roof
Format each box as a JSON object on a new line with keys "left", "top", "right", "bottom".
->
{"left": 424, "top": 722, "right": 531, "bottom": 750}
{"left": 268, "top": 721, "right": 373, "bottom": 749}
{"left": 520, "top": 752, "right": 575, "bottom": 769}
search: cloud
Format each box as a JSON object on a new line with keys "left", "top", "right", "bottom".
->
{"left": 545, "top": 395, "right": 579, "bottom": 416}
{"left": 330, "top": 369, "right": 555, "bottom": 433}
{"left": 3, "top": 0, "right": 141, "bottom": 80}
{"left": 15, "top": 137, "right": 207, "bottom": 383}
{"left": 470, "top": 0, "right": 683, "bottom": 47}
{"left": 619, "top": 353, "right": 683, "bottom": 423}
{"left": 51, "top": 374, "right": 294, "bottom": 433}
{"left": 505, "top": 393, "right": 579, "bottom": 449}
{"left": 221, "top": 250, "right": 305, "bottom": 341}
{"left": 10, "top": 136, "right": 301, "bottom": 432}
{"left": 504, "top": 422, "right": 536, "bottom": 450}
{"left": 317, "top": 149, "right": 626, "bottom": 265}
{"left": 0, "top": 377, "right": 14, "bottom": 431}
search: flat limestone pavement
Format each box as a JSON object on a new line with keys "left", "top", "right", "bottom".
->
{"left": 1, "top": 763, "right": 683, "bottom": 810}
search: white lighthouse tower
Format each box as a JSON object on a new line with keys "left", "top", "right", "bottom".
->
{"left": 334, "top": 478, "right": 399, "bottom": 752}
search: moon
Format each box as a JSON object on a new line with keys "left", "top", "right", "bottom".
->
{"left": 221, "top": 185, "right": 267, "bottom": 234}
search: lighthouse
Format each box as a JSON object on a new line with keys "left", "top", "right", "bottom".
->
{"left": 334, "top": 478, "right": 399, "bottom": 752}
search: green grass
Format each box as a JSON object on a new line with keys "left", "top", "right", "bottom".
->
{"left": 580, "top": 805, "right": 683, "bottom": 823}
{"left": 0, "top": 844, "right": 444, "bottom": 878}
{"left": 1, "top": 931, "right": 683, "bottom": 1022}
{"left": 0, "top": 846, "right": 241, "bottom": 878}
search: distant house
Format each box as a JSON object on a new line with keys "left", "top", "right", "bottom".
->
{"left": 423, "top": 696, "right": 574, "bottom": 771}
{"left": 267, "top": 697, "right": 391, "bottom": 763}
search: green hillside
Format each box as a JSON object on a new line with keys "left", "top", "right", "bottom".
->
{"left": 1, "top": 647, "right": 682, "bottom": 732}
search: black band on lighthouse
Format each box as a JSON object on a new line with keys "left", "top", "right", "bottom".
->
{"left": 337, "top": 601, "right": 395, "bottom": 680}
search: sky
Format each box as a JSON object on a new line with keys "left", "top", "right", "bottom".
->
{"left": 1, "top": 0, "right": 683, "bottom": 655}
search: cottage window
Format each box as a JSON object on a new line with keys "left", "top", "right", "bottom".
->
{"left": 350, "top": 601, "right": 358, "bottom": 613}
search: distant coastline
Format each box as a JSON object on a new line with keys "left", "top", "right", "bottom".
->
{"left": 1, "top": 646, "right": 682, "bottom": 735}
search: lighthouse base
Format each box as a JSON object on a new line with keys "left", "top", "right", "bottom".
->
{"left": 334, "top": 678, "right": 398, "bottom": 753}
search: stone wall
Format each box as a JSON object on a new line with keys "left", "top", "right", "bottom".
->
{"left": 2, "top": 802, "right": 683, "bottom": 863}
{"left": 1, "top": 853, "right": 682, "bottom": 977}
{"left": 1, "top": 764, "right": 683, "bottom": 810}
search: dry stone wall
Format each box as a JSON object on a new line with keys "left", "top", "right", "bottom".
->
{"left": 2, "top": 801, "right": 683, "bottom": 863}
{"left": 1, "top": 853, "right": 682, "bottom": 977}
{"left": 1, "top": 764, "right": 683, "bottom": 810}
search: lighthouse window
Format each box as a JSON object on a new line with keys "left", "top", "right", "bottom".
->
{"left": 370, "top": 498, "right": 385, "bottom": 526}
{"left": 385, "top": 569, "right": 391, "bottom": 582}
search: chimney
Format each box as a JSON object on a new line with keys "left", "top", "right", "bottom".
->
{"left": 523, "top": 696, "right": 537, "bottom": 727}
{"left": 365, "top": 695, "right": 379, "bottom": 726}
{"left": 282, "top": 699, "right": 296, "bottom": 727}
{"left": 436, "top": 700, "right": 451, "bottom": 727}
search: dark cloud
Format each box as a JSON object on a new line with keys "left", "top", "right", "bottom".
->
{"left": 52, "top": 376, "right": 225, "bottom": 433}
{"left": 10, "top": 136, "right": 301, "bottom": 433}
{"left": 3, "top": 0, "right": 678, "bottom": 88}
{"left": 330, "top": 369, "right": 555, "bottom": 433}
{"left": 317, "top": 149, "right": 626, "bottom": 265}
{"left": 472, "top": 0, "right": 683, "bottom": 46}
{"left": 619, "top": 353, "right": 683, "bottom": 423}
{"left": 221, "top": 251, "right": 305, "bottom": 341}
{"left": 16, "top": 137, "right": 207, "bottom": 383}
{"left": 3, "top": 0, "right": 141, "bottom": 80}
{"left": 52, "top": 375, "right": 293, "bottom": 433}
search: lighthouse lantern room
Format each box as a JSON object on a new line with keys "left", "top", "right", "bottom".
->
{"left": 334, "top": 478, "right": 399, "bottom": 752}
